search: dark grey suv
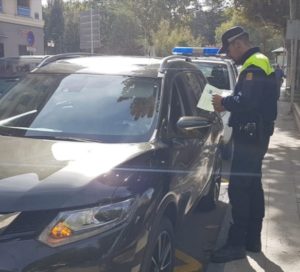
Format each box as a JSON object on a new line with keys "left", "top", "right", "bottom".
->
{"left": 0, "top": 55, "right": 223, "bottom": 272}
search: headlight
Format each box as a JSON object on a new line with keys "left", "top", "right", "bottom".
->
{"left": 38, "top": 198, "right": 135, "bottom": 247}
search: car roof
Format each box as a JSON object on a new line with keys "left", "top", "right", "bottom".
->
{"left": 32, "top": 55, "right": 199, "bottom": 78}
{"left": 190, "top": 56, "right": 234, "bottom": 65}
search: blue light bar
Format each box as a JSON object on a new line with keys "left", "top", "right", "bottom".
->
{"left": 172, "top": 47, "right": 194, "bottom": 55}
{"left": 203, "top": 48, "right": 219, "bottom": 56}
{"left": 172, "top": 47, "right": 220, "bottom": 57}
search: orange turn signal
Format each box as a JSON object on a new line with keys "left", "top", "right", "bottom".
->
{"left": 50, "top": 222, "right": 73, "bottom": 239}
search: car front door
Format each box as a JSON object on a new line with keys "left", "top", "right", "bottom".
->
{"left": 165, "top": 70, "right": 220, "bottom": 215}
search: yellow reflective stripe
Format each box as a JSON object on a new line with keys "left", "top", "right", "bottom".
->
{"left": 241, "top": 53, "right": 274, "bottom": 75}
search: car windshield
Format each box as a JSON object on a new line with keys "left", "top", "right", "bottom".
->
{"left": 0, "top": 73, "right": 160, "bottom": 143}
{"left": 194, "top": 62, "right": 230, "bottom": 90}
{"left": 0, "top": 77, "right": 20, "bottom": 97}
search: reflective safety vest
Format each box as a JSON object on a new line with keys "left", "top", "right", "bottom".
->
{"left": 241, "top": 52, "right": 274, "bottom": 75}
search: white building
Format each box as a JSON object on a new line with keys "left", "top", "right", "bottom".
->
{"left": 0, "top": 0, "right": 44, "bottom": 57}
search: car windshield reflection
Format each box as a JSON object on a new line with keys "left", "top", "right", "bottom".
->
{"left": 0, "top": 74, "right": 160, "bottom": 143}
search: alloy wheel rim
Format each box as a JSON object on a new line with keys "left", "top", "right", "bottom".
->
{"left": 150, "top": 230, "right": 172, "bottom": 272}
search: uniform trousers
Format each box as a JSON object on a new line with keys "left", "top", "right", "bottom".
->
{"left": 228, "top": 130, "right": 270, "bottom": 246}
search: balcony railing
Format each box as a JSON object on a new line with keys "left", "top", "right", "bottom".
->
{"left": 17, "top": 6, "right": 30, "bottom": 17}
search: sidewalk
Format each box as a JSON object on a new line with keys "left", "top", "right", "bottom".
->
{"left": 207, "top": 96, "right": 300, "bottom": 271}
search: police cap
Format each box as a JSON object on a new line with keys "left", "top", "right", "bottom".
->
{"left": 219, "top": 26, "right": 249, "bottom": 54}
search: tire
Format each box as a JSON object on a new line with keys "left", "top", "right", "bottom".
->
{"left": 222, "top": 138, "right": 234, "bottom": 161}
{"left": 142, "top": 217, "right": 175, "bottom": 272}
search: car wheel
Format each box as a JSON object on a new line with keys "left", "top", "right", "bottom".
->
{"left": 222, "top": 138, "right": 234, "bottom": 160}
{"left": 142, "top": 217, "right": 175, "bottom": 272}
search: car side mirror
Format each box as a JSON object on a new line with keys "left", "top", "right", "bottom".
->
{"left": 176, "top": 116, "right": 212, "bottom": 130}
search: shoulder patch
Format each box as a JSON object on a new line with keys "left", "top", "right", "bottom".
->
{"left": 246, "top": 72, "right": 253, "bottom": 80}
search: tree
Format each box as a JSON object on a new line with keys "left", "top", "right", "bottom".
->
{"left": 215, "top": 9, "right": 283, "bottom": 57}
{"left": 153, "top": 20, "right": 203, "bottom": 57}
{"left": 190, "top": 9, "right": 226, "bottom": 45}
{"left": 106, "top": 10, "right": 142, "bottom": 55}
{"left": 233, "top": 0, "right": 289, "bottom": 30}
{"left": 44, "top": 0, "right": 65, "bottom": 54}
{"left": 126, "top": 0, "right": 197, "bottom": 54}
{"left": 63, "top": 1, "right": 89, "bottom": 52}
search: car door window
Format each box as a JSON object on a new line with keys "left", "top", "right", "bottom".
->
{"left": 175, "top": 72, "right": 211, "bottom": 116}
{"left": 173, "top": 72, "right": 196, "bottom": 116}
{"left": 170, "top": 73, "right": 211, "bottom": 138}
{"left": 168, "top": 83, "right": 185, "bottom": 134}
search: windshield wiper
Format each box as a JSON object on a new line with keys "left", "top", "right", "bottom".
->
{"left": 0, "top": 110, "right": 37, "bottom": 125}
{"left": 25, "top": 135, "right": 100, "bottom": 143}
{"left": 0, "top": 125, "right": 102, "bottom": 142}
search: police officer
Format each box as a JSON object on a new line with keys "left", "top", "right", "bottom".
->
{"left": 211, "top": 26, "right": 277, "bottom": 263}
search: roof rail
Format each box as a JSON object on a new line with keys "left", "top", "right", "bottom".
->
{"left": 36, "top": 52, "right": 93, "bottom": 68}
{"left": 159, "top": 55, "right": 192, "bottom": 74}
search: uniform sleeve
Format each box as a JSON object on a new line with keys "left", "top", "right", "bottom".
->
{"left": 222, "top": 68, "right": 265, "bottom": 112}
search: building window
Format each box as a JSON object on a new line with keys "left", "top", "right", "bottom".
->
{"left": 34, "top": 12, "right": 39, "bottom": 19}
{"left": 19, "top": 45, "right": 29, "bottom": 55}
{"left": 17, "top": 0, "right": 30, "bottom": 17}
{"left": 0, "top": 43, "right": 4, "bottom": 58}
{"left": 18, "top": 0, "right": 29, "bottom": 7}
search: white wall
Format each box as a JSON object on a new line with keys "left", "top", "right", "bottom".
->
{"left": 2, "top": 0, "right": 17, "bottom": 15}
{"left": 2, "top": 0, "right": 43, "bottom": 21}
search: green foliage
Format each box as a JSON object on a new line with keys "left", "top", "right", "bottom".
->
{"left": 63, "top": 1, "right": 89, "bottom": 52}
{"left": 126, "top": 0, "right": 196, "bottom": 46}
{"left": 44, "top": 0, "right": 65, "bottom": 54}
{"left": 43, "top": 0, "right": 285, "bottom": 58}
{"left": 215, "top": 9, "right": 283, "bottom": 56}
{"left": 106, "top": 10, "right": 142, "bottom": 55}
{"left": 153, "top": 20, "right": 203, "bottom": 57}
{"left": 233, "top": 0, "right": 289, "bottom": 29}
{"left": 190, "top": 9, "right": 226, "bottom": 45}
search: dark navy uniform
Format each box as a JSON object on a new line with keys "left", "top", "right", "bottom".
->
{"left": 221, "top": 47, "right": 277, "bottom": 248}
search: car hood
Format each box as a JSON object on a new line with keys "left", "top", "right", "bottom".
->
{"left": 0, "top": 136, "right": 154, "bottom": 212}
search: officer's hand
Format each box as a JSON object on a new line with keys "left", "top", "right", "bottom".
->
{"left": 212, "top": 94, "right": 225, "bottom": 112}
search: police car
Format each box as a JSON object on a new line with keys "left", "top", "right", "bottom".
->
{"left": 172, "top": 47, "right": 238, "bottom": 159}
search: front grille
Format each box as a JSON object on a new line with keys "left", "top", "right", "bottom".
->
{"left": 0, "top": 210, "right": 58, "bottom": 241}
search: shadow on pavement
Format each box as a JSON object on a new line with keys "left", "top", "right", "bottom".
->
{"left": 247, "top": 252, "right": 285, "bottom": 272}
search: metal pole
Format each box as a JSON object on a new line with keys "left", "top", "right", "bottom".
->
{"left": 90, "top": 7, "right": 94, "bottom": 54}
{"left": 291, "top": 39, "right": 295, "bottom": 104}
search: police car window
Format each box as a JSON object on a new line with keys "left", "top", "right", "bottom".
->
{"left": 194, "top": 63, "right": 230, "bottom": 90}
{"left": 228, "top": 64, "right": 237, "bottom": 83}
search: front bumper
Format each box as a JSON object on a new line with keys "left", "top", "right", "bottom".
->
{"left": 0, "top": 223, "right": 148, "bottom": 272}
